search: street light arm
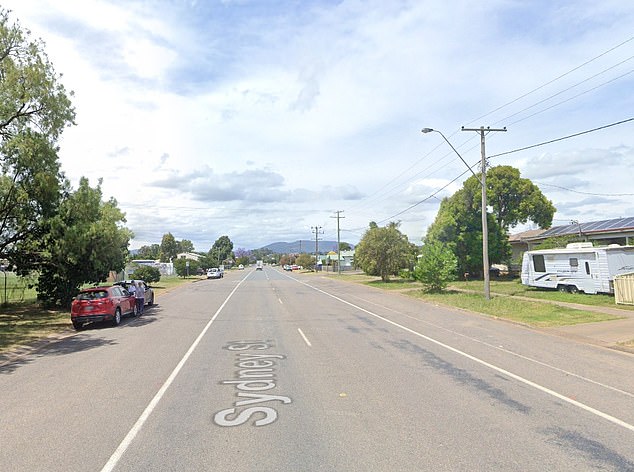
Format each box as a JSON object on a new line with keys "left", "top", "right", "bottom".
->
{"left": 421, "top": 128, "right": 481, "bottom": 184}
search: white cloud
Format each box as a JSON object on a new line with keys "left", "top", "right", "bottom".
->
{"left": 5, "top": 0, "right": 634, "bottom": 250}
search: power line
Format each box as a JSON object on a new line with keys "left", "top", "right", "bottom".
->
{"left": 488, "top": 117, "right": 634, "bottom": 159}
{"left": 535, "top": 182, "right": 634, "bottom": 197}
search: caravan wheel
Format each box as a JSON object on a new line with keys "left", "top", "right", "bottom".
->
{"left": 557, "top": 285, "right": 569, "bottom": 293}
{"left": 569, "top": 286, "right": 580, "bottom": 294}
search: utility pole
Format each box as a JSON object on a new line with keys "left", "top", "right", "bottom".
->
{"left": 311, "top": 226, "right": 323, "bottom": 271}
{"left": 461, "top": 126, "right": 506, "bottom": 300}
{"left": 331, "top": 211, "right": 345, "bottom": 274}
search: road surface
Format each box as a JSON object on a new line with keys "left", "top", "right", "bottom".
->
{"left": 1, "top": 267, "right": 633, "bottom": 471}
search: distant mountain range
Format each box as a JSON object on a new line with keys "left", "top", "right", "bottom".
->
{"left": 261, "top": 240, "right": 351, "bottom": 254}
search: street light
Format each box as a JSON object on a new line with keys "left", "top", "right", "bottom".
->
{"left": 422, "top": 126, "right": 505, "bottom": 300}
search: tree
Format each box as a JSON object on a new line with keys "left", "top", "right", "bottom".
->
{"left": 132, "top": 265, "right": 161, "bottom": 283}
{"left": 136, "top": 244, "right": 160, "bottom": 260}
{"left": 355, "top": 222, "right": 412, "bottom": 282}
{"left": 160, "top": 233, "right": 178, "bottom": 262}
{"left": 209, "top": 235, "right": 234, "bottom": 265}
{"left": 413, "top": 241, "right": 457, "bottom": 292}
{"left": 339, "top": 242, "right": 352, "bottom": 251}
{"left": 425, "top": 181, "right": 510, "bottom": 277}
{"left": 173, "top": 257, "right": 200, "bottom": 277}
{"left": 0, "top": 10, "right": 75, "bottom": 268}
{"left": 295, "top": 253, "right": 313, "bottom": 269}
{"left": 177, "top": 239, "right": 195, "bottom": 253}
{"left": 36, "top": 178, "right": 132, "bottom": 307}
{"left": 486, "top": 166, "right": 555, "bottom": 230}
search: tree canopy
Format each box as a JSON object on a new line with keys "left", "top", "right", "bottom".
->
{"left": 355, "top": 222, "right": 412, "bottom": 282}
{"left": 36, "top": 178, "right": 132, "bottom": 307}
{"left": 160, "top": 233, "right": 178, "bottom": 262}
{"left": 209, "top": 235, "right": 234, "bottom": 265}
{"left": 485, "top": 165, "right": 555, "bottom": 230}
{"left": 425, "top": 165, "right": 552, "bottom": 276}
{"left": 0, "top": 10, "right": 75, "bottom": 268}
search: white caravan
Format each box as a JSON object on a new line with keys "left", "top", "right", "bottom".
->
{"left": 521, "top": 243, "right": 634, "bottom": 294}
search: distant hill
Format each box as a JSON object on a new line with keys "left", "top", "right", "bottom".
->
{"left": 261, "top": 240, "right": 351, "bottom": 254}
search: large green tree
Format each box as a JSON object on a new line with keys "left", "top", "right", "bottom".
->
{"left": 136, "top": 244, "right": 160, "bottom": 260}
{"left": 160, "top": 233, "right": 178, "bottom": 262}
{"left": 209, "top": 235, "right": 234, "bottom": 265}
{"left": 0, "top": 10, "right": 75, "bottom": 268}
{"left": 36, "top": 178, "right": 132, "bottom": 307}
{"left": 355, "top": 222, "right": 412, "bottom": 282}
{"left": 426, "top": 180, "right": 510, "bottom": 277}
{"left": 486, "top": 165, "right": 555, "bottom": 230}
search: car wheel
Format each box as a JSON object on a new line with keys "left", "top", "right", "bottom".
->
{"left": 133, "top": 303, "right": 140, "bottom": 317}
{"left": 72, "top": 320, "right": 84, "bottom": 331}
{"left": 112, "top": 308, "right": 122, "bottom": 326}
{"left": 147, "top": 295, "right": 154, "bottom": 306}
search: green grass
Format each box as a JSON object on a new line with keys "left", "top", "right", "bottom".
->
{"left": 329, "top": 272, "right": 625, "bottom": 327}
{"left": 450, "top": 279, "right": 634, "bottom": 310}
{"left": 0, "top": 304, "right": 69, "bottom": 354}
{"left": 403, "top": 289, "right": 620, "bottom": 327}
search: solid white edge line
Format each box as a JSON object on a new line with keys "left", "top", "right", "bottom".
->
{"left": 345, "top": 292, "right": 634, "bottom": 399}
{"left": 298, "top": 328, "right": 312, "bottom": 347}
{"left": 100, "top": 271, "right": 252, "bottom": 472}
{"left": 290, "top": 274, "right": 634, "bottom": 433}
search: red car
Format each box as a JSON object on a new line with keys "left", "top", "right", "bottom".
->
{"left": 71, "top": 286, "right": 137, "bottom": 330}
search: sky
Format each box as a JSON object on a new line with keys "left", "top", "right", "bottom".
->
{"left": 5, "top": 0, "right": 634, "bottom": 252}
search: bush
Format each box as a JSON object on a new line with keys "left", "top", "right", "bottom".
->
{"left": 413, "top": 242, "right": 457, "bottom": 292}
{"left": 132, "top": 265, "right": 161, "bottom": 283}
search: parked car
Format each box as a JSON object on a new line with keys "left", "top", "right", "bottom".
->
{"left": 238, "top": 264, "right": 244, "bottom": 270}
{"left": 113, "top": 280, "right": 155, "bottom": 306}
{"left": 207, "top": 268, "right": 223, "bottom": 279}
{"left": 71, "top": 286, "right": 137, "bottom": 330}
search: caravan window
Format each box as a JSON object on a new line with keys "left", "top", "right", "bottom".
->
{"left": 532, "top": 255, "right": 546, "bottom": 272}
{"left": 569, "top": 258, "right": 578, "bottom": 271}
{"left": 585, "top": 261, "right": 590, "bottom": 275}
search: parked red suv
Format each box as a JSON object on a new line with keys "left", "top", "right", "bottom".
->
{"left": 71, "top": 286, "right": 137, "bottom": 330}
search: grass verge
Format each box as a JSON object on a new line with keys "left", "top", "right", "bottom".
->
{"left": 327, "top": 273, "right": 624, "bottom": 328}
{"left": 403, "top": 289, "right": 620, "bottom": 327}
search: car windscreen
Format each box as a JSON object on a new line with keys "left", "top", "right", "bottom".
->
{"left": 77, "top": 290, "right": 108, "bottom": 300}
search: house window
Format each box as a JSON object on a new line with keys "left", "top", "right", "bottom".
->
{"left": 532, "top": 255, "right": 546, "bottom": 272}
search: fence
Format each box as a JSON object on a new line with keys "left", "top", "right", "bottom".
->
{"left": 614, "top": 272, "right": 634, "bottom": 305}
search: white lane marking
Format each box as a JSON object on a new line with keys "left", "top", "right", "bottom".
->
{"left": 298, "top": 328, "right": 312, "bottom": 347}
{"left": 288, "top": 274, "right": 634, "bottom": 433}
{"left": 101, "top": 272, "right": 252, "bottom": 472}
{"left": 278, "top": 298, "right": 283, "bottom": 305}
{"left": 345, "top": 292, "right": 634, "bottom": 399}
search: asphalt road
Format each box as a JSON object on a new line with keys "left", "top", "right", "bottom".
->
{"left": 1, "top": 267, "right": 633, "bottom": 471}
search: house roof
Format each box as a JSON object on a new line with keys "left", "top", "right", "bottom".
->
{"left": 508, "top": 229, "right": 546, "bottom": 242}
{"left": 523, "top": 216, "right": 634, "bottom": 240}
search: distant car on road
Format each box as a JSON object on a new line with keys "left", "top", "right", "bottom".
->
{"left": 113, "top": 280, "right": 155, "bottom": 306}
{"left": 256, "top": 260, "right": 264, "bottom": 270}
{"left": 238, "top": 264, "right": 245, "bottom": 270}
{"left": 71, "top": 286, "right": 137, "bottom": 330}
{"left": 207, "top": 268, "right": 223, "bottom": 279}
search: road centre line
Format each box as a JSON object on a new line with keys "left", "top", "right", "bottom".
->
{"left": 298, "top": 328, "right": 312, "bottom": 347}
{"left": 100, "top": 271, "right": 253, "bottom": 472}
{"left": 288, "top": 274, "right": 634, "bottom": 433}
{"left": 343, "top": 292, "right": 634, "bottom": 400}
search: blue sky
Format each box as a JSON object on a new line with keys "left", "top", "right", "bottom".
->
{"left": 6, "top": 0, "right": 634, "bottom": 251}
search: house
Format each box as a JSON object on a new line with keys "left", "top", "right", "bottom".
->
{"left": 177, "top": 252, "right": 202, "bottom": 262}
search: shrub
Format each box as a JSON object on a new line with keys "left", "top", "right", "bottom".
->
{"left": 132, "top": 265, "right": 161, "bottom": 283}
{"left": 413, "top": 242, "right": 457, "bottom": 292}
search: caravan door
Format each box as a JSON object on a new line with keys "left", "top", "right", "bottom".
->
{"left": 577, "top": 252, "right": 601, "bottom": 294}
